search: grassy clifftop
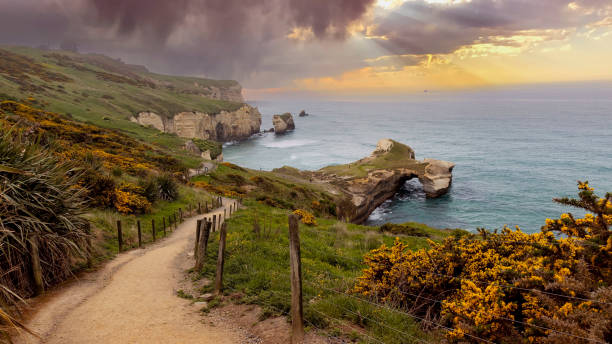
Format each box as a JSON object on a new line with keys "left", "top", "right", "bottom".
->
{"left": 0, "top": 46, "right": 245, "bottom": 159}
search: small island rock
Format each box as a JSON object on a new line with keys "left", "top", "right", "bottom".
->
{"left": 272, "top": 113, "right": 295, "bottom": 134}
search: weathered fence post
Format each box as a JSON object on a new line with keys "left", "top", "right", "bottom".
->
{"left": 137, "top": 220, "right": 142, "bottom": 248}
{"left": 212, "top": 214, "right": 217, "bottom": 232}
{"left": 152, "top": 219, "right": 156, "bottom": 242}
{"left": 173, "top": 214, "right": 177, "bottom": 229}
{"left": 29, "top": 235, "right": 44, "bottom": 295}
{"left": 195, "top": 221, "right": 211, "bottom": 272}
{"left": 224, "top": 209, "right": 227, "bottom": 221}
{"left": 205, "top": 201, "right": 208, "bottom": 212}
{"left": 215, "top": 222, "right": 227, "bottom": 295}
{"left": 195, "top": 219, "right": 202, "bottom": 256}
{"left": 218, "top": 214, "right": 222, "bottom": 230}
{"left": 198, "top": 202, "right": 202, "bottom": 214}
{"left": 179, "top": 208, "right": 183, "bottom": 222}
{"left": 163, "top": 217, "right": 167, "bottom": 236}
{"left": 288, "top": 214, "right": 304, "bottom": 343}
{"left": 188, "top": 204, "right": 192, "bottom": 216}
{"left": 219, "top": 197, "right": 223, "bottom": 206}
{"left": 117, "top": 220, "right": 123, "bottom": 252}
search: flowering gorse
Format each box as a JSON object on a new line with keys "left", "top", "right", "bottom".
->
{"left": 354, "top": 182, "right": 611, "bottom": 343}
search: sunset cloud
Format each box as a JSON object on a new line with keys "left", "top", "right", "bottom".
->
{"left": 0, "top": 0, "right": 611, "bottom": 91}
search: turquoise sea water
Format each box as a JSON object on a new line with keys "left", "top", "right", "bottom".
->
{"left": 224, "top": 90, "right": 612, "bottom": 232}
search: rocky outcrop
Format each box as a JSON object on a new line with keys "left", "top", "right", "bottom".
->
{"left": 419, "top": 158, "right": 455, "bottom": 197}
{"left": 184, "top": 140, "right": 202, "bottom": 155}
{"left": 272, "top": 113, "right": 295, "bottom": 134}
{"left": 130, "top": 105, "right": 261, "bottom": 142}
{"left": 299, "top": 110, "right": 308, "bottom": 117}
{"left": 313, "top": 139, "right": 454, "bottom": 223}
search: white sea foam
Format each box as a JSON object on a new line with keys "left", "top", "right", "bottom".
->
{"left": 263, "top": 139, "right": 317, "bottom": 148}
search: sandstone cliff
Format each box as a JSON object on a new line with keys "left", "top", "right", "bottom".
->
{"left": 313, "top": 139, "right": 454, "bottom": 223}
{"left": 130, "top": 105, "right": 261, "bottom": 142}
{"left": 272, "top": 113, "right": 295, "bottom": 134}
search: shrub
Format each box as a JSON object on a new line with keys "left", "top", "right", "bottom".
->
{"left": 79, "top": 170, "right": 116, "bottom": 208}
{"left": 292, "top": 209, "right": 317, "bottom": 226}
{"left": 138, "top": 178, "right": 159, "bottom": 203}
{"left": 156, "top": 174, "right": 179, "bottom": 201}
{"left": 192, "top": 138, "right": 222, "bottom": 159}
{"left": 111, "top": 166, "right": 123, "bottom": 177}
{"left": 378, "top": 222, "right": 429, "bottom": 237}
{"left": 353, "top": 182, "right": 612, "bottom": 343}
{"left": 0, "top": 128, "right": 89, "bottom": 335}
{"left": 113, "top": 188, "right": 151, "bottom": 214}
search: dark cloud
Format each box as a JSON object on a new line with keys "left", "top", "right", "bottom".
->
{"left": 0, "top": 0, "right": 375, "bottom": 86}
{"left": 0, "top": 0, "right": 609, "bottom": 87}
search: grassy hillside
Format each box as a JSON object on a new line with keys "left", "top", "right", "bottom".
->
{"left": 0, "top": 45, "right": 244, "bottom": 164}
{"left": 193, "top": 201, "right": 459, "bottom": 343}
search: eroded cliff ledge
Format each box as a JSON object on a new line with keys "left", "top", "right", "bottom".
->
{"left": 130, "top": 105, "right": 261, "bottom": 142}
{"left": 284, "top": 139, "right": 454, "bottom": 224}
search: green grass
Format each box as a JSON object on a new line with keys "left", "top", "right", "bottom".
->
{"left": 0, "top": 45, "right": 245, "bottom": 167}
{"left": 192, "top": 138, "right": 222, "bottom": 159}
{"left": 195, "top": 201, "right": 451, "bottom": 343}
{"left": 193, "top": 163, "right": 340, "bottom": 216}
{"left": 87, "top": 184, "right": 215, "bottom": 262}
{"left": 320, "top": 140, "right": 426, "bottom": 179}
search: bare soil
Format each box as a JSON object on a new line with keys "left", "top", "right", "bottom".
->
{"left": 13, "top": 200, "right": 249, "bottom": 344}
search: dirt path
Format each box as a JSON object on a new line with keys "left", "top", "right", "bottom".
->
{"left": 14, "top": 199, "right": 245, "bottom": 344}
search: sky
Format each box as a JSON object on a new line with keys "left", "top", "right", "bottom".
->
{"left": 1, "top": 0, "right": 612, "bottom": 97}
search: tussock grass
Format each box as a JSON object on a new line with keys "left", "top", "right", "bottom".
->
{"left": 0, "top": 128, "right": 90, "bottom": 337}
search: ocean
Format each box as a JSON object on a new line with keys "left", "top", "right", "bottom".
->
{"left": 224, "top": 88, "right": 612, "bottom": 232}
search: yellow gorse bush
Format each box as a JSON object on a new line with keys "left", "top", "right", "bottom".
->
{"left": 113, "top": 183, "right": 152, "bottom": 214}
{"left": 292, "top": 209, "right": 317, "bottom": 226}
{"left": 354, "top": 182, "right": 611, "bottom": 343}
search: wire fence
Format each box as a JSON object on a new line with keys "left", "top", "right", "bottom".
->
{"left": 207, "top": 212, "right": 608, "bottom": 344}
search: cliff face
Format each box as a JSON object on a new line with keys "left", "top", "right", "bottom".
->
{"left": 272, "top": 113, "right": 295, "bottom": 134}
{"left": 130, "top": 105, "right": 261, "bottom": 142}
{"left": 315, "top": 139, "right": 455, "bottom": 223}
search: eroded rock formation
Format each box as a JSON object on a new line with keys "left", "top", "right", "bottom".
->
{"left": 272, "top": 113, "right": 295, "bottom": 134}
{"left": 130, "top": 105, "right": 261, "bottom": 142}
{"left": 313, "top": 139, "right": 454, "bottom": 223}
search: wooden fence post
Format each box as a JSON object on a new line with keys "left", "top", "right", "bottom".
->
{"left": 188, "top": 204, "right": 192, "bottom": 216}
{"left": 179, "top": 208, "right": 183, "bottom": 222}
{"left": 212, "top": 214, "right": 217, "bottom": 232}
{"left": 195, "top": 219, "right": 202, "bottom": 256}
{"left": 163, "top": 217, "right": 167, "bottom": 236}
{"left": 117, "top": 220, "right": 123, "bottom": 252}
{"left": 224, "top": 209, "right": 227, "bottom": 220}
{"left": 219, "top": 197, "right": 223, "bottom": 206}
{"left": 152, "top": 219, "right": 156, "bottom": 242}
{"left": 218, "top": 214, "right": 222, "bottom": 230}
{"left": 215, "top": 222, "right": 227, "bottom": 295}
{"left": 198, "top": 202, "right": 202, "bottom": 214}
{"left": 205, "top": 201, "right": 208, "bottom": 212}
{"left": 137, "top": 220, "right": 142, "bottom": 248}
{"left": 288, "top": 214, "right": 304, "bottom": 343}
{"left": 29, "top": 235, "right": 44, "bottom": 295}
{"left": 173, "top": 214, "right": 177, "bottom": 229}
{"left": 195, "top": 221, "right": 211, "bottom": 272}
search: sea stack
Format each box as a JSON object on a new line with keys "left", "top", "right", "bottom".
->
{"left": 272, "top": 113, "right": 295, "bottom": 134}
